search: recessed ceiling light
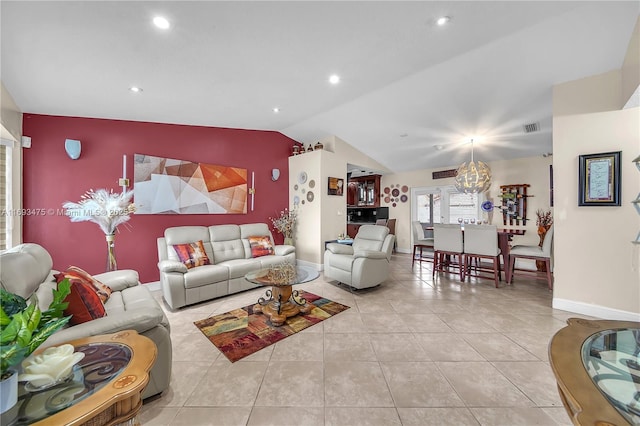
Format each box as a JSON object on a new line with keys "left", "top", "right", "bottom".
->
{"left": 436, "top": 16, "right": 451, "bottom": 26}
{"left": 129, "top": 86, "right": 143, "bottom": 93}
{"left": 329, "top": 74, "right": 340, "bottom": 85}
{"left": 153, "top": 16, "right": 170, "bottom": 29}
{"left": 272, "top": 107, "right": 280, "bottom": 113}
{"left": 399, "top": 133, "right": 408, "bottom": 138}
{"left": 434, "top": 144, "right": 444, "bottom": 151}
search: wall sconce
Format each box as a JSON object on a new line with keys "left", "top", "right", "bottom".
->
{"left": 271, "top": 168, "right": 280, "bottom": 181}
{"left": 64, "top": 139, "right": 81, "bottom": 160}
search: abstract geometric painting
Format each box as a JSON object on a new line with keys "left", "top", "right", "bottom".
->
{"left": 134, "top": 154, "right": 247, "bottom": 214}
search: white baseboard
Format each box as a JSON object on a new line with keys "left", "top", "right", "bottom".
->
{"left": 553, "top": 298, "right": 640, "bottom": 321}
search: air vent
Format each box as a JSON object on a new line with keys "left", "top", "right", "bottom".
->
{"left": 523, "top": 122, "right": 540, "bottom": 133}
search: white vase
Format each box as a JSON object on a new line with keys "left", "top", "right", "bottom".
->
{"left": 0, "top": 369, "right": 18, "bottom": 414}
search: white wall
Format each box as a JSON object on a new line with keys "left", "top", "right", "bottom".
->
{"left": 553, "top": 108, "right": 639, "bottom": 319}
{"left": 289, "top": 138, "right": 388, "bottom": 268}
{"left": 289, "top": 150, "right": 322, "bottom": 266}
{"left": 621, "top": 17, "right": 640, "bottom": 106}
{"left": 1, "top": 82, "right": 22, "bottom": 142}
{"left": 549, "top": 17, "right": 640, "bottom": 320}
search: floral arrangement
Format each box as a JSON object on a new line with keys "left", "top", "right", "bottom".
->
{"left": 62, "top": 189, "right": 136, "bottom": 235}
{"left": 270, "top": 206, "right": 298, "bottom": 241}
{"left": 536, "top": 209, "right": 553, "bottom": 228}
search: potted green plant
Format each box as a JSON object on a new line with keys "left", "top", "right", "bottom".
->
{"left": 0, "top": 279, "right": 72, "bottom": 413}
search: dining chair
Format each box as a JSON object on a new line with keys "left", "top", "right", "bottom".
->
{"left": 412, "top": 221, "right": 434, "bottom": 267}
{"left": 386, "top": 219, "right": 397, "bottom": 253}
{"left": 432, "top": 224, "right": 465, "bottom": 282}
{"left": 507, "top": 225, "right": 554, "bottom": 290}
{"left": 375, "top": 219, "right": 387, "bottom": 225}
{"left": 463, "top": 224, "right": 501, "bottom": 287}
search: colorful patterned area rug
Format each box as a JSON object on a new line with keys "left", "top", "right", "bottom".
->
{"left": 194, "top": 291, "right": 350, "bottom": 362}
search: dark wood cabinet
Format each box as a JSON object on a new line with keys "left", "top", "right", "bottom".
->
{"left": 346, "top": 181, "right": 358, "bottom": 206}
{"left": 347, "top": 175, "right": 380, "bottom": 207}
{"left": 347, "top": 224, "right": 360, "bottom": 239}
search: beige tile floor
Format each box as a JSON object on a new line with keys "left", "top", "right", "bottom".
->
{"left": 139, "top": 254, "right": 590, "bottom": 426}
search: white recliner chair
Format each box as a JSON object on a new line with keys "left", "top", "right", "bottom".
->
{"left": 324, "top": 225, "right": 395, "bottom": 289}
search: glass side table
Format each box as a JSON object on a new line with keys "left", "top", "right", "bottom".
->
{"left": 549, "top": 318, "right": 640, "bottom": 426}
{"left": 0, "top": 330, "right": 156, "bottom": 426}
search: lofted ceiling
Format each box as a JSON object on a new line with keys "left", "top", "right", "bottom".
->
{"left": 1, "top": 1, "right": 638, "bottom": 173}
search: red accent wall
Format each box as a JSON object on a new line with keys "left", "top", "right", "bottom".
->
{"left": 22, "top": 114, "right": 296, "bottom": 283}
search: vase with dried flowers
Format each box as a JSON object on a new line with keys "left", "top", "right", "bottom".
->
{"left": 270, "top": 206, "right": 298, "bottom": 246}
{"left": 535, "top": 209, "right": 553, "bottom": 271}
{"left": 62, "top": 189, "right": 136, "bottom": 271}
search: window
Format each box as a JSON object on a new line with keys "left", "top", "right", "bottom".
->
{"left": 0, "top": 140, "right": 13, "bottom": 250}
{"left": 0, "top": 143, "right": 7, "bottom": 249}
{"left": 412, "top": 185, "right": 484, "bottom": 226}
{"left": 414, "top": 189, "right": 441, "bottom": 225}
{"left": 448, "top": 191, "right": 480, "bottom": 224}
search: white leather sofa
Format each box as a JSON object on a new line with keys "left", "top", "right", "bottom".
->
{"left": 324, "top": 224, "right": 395, "bottom": 289}
{"left": 157, "top": 223, "right": 295, "bottom": 309}
{"left": 0, "top": 243, "right": 172, "bottom": 400}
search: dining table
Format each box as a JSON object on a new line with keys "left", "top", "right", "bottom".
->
{"left": 425, "top": 225, "right": 525, "bottom": 266}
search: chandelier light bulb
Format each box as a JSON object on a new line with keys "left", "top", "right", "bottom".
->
{"left": 153, "top": 16, "right": 170, "bottom": 29}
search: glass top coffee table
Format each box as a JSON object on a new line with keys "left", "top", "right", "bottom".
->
{"left": 0, "top": 330, "right": 156, "bottom": 426}
{"left": 245, "top": 264, "right": 319, "bottom": 326}
{"left": 549, "top": 318, "right": 640, "bottom": 425}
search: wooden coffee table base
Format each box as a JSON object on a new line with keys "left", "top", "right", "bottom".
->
{"left": 254, "top": 285, "right": 313, "bottom": 326}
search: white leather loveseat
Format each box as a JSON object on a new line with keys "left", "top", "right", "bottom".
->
{"left": 157, "top": 223, "right": 295, "bottom": 309}
{"left": 0, "top": 243, "right": 172, "bottom": 400}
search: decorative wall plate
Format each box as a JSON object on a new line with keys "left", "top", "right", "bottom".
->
{"left": 294, "top": 184, "right": 298, "bottom": 190}
{"left": 392, "top": 188, "right": 400, "bottom": 197}
{"left": 309, "top": 179, "right": 315, "bottom": 188}
{"left": 400, "top": 194, "right": 408, "bottom": 202}
{"left": 298, "top": 172, "right": 307, "bottom": 184}
{"left": 293, "top": 195, "right": 300, "bottom": 205}
{"left": 307, "top": 191, "right": 314, "bottom": 202}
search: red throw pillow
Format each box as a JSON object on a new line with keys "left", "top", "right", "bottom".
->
{"left": 173, "top": 240, "right": 210, "bottom": 269}
{"left": 55, "top": 266, "right": 112, "bottom": 303}
{"left": 248, "top": 236, "right": 274, "bottom": 258}
{"left": 63, "top": 280, "right": 107, "bottom": 325}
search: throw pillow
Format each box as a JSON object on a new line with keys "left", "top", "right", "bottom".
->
{"left": 248, "top": 236, "right": 274, "bottom": 258}
{"left": 63, "top": 280, "right": 107, "bottom": 325}
{"left": 55, "top": 266, "right": 112, "bottom": 303}
{"left": 173, "top": 240, "right": 211, "bottom": 269}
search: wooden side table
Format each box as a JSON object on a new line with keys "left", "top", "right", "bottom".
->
{"left": 1, "top": 330, "right": 157, "bottom": 426}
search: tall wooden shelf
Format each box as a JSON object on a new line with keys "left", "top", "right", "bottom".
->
{"left": 499, "top": 184, "right": 532, "bottom": 226}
